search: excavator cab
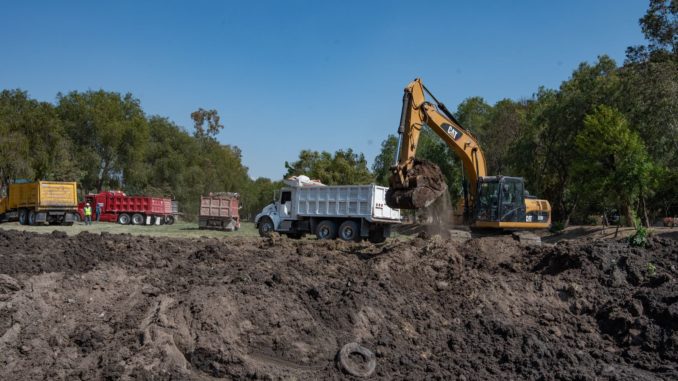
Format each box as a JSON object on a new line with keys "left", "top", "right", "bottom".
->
{"left": 475, "top": 176, "right": 526, "bottom": 223}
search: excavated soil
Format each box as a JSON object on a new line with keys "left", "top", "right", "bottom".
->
{"left": 0, "top": 229, "right": 677, "bottom": 380}
{"left": 386, "top": 159, "right": 448, "bottom": 209}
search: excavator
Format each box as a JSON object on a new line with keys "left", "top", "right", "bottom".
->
{"left": 386, "top": 78, "right": 551, "bottom": 230}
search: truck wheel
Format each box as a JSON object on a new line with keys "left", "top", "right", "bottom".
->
{"left": 258, "top": 217, "right": 274, "bottom": 237}
{"left": 165, "top": 215, "right": 175, "bottom": 225}
{"left": 338, "top": 220, "right": 360, "bottom": 242}
{"left": 28, "top": 210, "right": 37, "bottom": 226}
{"left": 316, "top": 220, "right": 337, "bottom": 240}
{"left": 118, "top": 213, "right": 131, "bottom": 225}
{"left": 18, "top": 209, "right": 28, "bottom": 225}
{"left": 131, "top": 214, "right": 144, "bottom": 225}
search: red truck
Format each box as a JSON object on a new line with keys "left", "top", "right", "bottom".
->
{"left": 77, "top": 191, "right": 176, "bottom": 225}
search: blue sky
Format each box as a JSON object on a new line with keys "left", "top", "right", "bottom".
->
{"left": 1, "top": 1, "right": 647, "bottom": 179}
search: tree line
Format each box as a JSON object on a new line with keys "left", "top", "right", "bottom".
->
{"left": 0, "top": 88, "right": 376, "bottom": 220}
{"left": 1, "top": 1, "right": 675, "bottom": 226}
{"left": 373, "top": 0, "right": 677, "bottom": 227}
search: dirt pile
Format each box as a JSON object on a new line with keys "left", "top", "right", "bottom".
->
{"left": 0, "top": 229, "right": 676, "bottom": 380}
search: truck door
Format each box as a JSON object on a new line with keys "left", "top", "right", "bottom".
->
{"left": 279, "top": 191, "right": 292, "bottom": 219}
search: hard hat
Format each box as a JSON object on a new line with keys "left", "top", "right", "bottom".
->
{"left": 86, "top": 203, "right": 90, "bottom": 206}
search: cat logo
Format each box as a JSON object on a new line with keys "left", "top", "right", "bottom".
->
{"left": 444, "top": 124, "right": 462, "bottom": 140}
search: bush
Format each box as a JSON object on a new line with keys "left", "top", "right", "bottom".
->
{"left": 550, "top": 221, "right": 565, "bottom": 233}
{"left": 628, "top": 212, "right": 649, "bottom": 247}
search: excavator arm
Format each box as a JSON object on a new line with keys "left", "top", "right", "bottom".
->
{"left": 387, "top": 78, "right": 486, "bottom": 212}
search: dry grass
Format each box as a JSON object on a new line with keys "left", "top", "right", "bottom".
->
{"left": 0, "top": 220, "right": 259, "bottom": 238}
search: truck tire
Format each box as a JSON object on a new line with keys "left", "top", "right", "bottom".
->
{"left": 316, "top": 220, "right": 337, "bottom": 240}
{"left": 165, "top": 215, "right": 175, "bottom": 225}
{"left": 131, "top": 213, "right": 144, "bottom": 225}
{"left": 18, "top": 209, "right": 28, "bottom": 225}
{"left": 258, "top": 217, "right": 274, "bottom": 237}
{"left": 338, "top": 342, "right": 376, "bottom": 378}
{"left": 118, "top": 213, "right": 131, "bottom": 225}
{"left": 338, "top": 220, "right": 360, "bottom": 242}
{"left": 28, "top": 210, "right": 37, "bottom": 226}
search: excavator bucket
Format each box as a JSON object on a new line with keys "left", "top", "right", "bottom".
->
{"left": 386, "top": 159, "right": 448, "bottom": 209}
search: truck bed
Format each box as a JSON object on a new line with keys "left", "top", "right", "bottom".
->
{"left": 8, "top": 181, "right": 78, "bottom": 210}
{"left": 106, "top": 195, "right": 172, "bottom": 215}
{"left": 199, "top": 195, "right": 239, "bottom": 219}
{"left": 293, "top": 185, "right": 400, "bottom": 222}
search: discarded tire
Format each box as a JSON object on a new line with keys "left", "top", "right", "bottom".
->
{"left": 338, "top": 342, "right": 376, "bottom": 378}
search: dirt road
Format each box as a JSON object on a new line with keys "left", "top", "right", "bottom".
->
{"left": 0, "top": 229, "right": 676, "bottom": 380}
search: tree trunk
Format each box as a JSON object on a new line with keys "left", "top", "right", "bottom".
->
{"left": 641, "top": 195, "right": 650, "bottom": 227}
{"left": 624, "top": 203, "right": 635, "bottom": 228}
{"left": 97, "top": 160, "right": 110, "bottom": 193}
{"left": 564, "top": 198, "right": 579, "bottom": 228}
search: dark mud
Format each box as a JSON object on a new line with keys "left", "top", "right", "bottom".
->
{"left": 0, "top": 229, "right": 676, "bottom": 380}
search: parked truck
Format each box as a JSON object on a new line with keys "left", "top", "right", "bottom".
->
{"left": 254, "top": 177, "right": 401, "bottom": 243}
{"left": 78, "top": 191, "right": 176, "bottom": 225}
{"left": 198, "top": 192, "right": 241, "bottom": 231}
{"left": 0, "top": 181, "right": 79, "bottom": 225}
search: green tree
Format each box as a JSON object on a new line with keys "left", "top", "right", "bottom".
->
{"left": 510, "top": 56, "right": 622, "bottom": 222}
{"left": 241, "top": 177, "right": 284, "bottom": 220}
{"left": 0, "top": 90, "right": 78, "bottom": 189}
{"left": 57, "top": 90, "right": 149, "bottom": 193}
{"left": 372, "top": 135, "right": 398, "bottom": 186}
{"left": 626, "top": 0, "right": 677, "bottom": 62}
{"left": 191, "top": 108, "right": 224, "bottom": 138}
{"left": 571, "top": 105, "right": 653, "bottom": 226}
{"left": 284, "top": 148, "right": 373, "bottom": 185}
{"left": 455, "top": 97, "right": 492, "bottom": 134}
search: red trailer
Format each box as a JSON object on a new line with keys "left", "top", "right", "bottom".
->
{"left": 77, "top": 191, "right": 176, "bottom": 225}
{"left": 198, "top": 193, "right": 240, "bottom": 231}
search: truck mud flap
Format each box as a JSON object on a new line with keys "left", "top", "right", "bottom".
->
{"left": 35, "top": 212, "right": 48, "bottom": 223}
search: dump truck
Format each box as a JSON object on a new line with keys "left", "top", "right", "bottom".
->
{"left": 0, "top": 181, "right": 79, "bottom": 225}
{"left": 254, "top": 176, "right": 401, "bottom": 243}
{"left": 78, "top": 191, "right": 176, "bottom": 225}
{"left": 198, "top": 192, "right": 241, "bottom": 231}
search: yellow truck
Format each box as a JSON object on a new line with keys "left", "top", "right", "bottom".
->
{"left": 0, "top": 181, "right": 79, "bottom": 226}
